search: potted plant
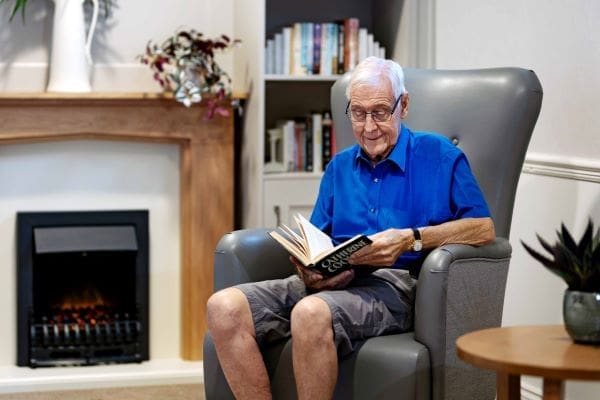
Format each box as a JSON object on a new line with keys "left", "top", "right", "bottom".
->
{"left": 139, "top": 29, "right": 240, "bottom": 115}
{"left": 521, "top": 220, "right": 600, "bottom": 343}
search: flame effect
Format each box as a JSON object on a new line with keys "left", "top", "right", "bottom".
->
{"left": 55, "top": 285, "right": 110, "bottom": 310}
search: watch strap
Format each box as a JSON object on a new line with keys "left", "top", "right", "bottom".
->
{"left": 411, "top": 227, "right": 421, "bottom": 241}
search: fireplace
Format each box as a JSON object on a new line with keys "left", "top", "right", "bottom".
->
{"left": 16, "top": 210, "right": 149, "bottom": 367}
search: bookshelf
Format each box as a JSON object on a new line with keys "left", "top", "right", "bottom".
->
{"left": 235, "top": 0, "right": 432, "bottom": 228}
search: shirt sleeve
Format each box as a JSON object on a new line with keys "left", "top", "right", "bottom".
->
{"left": 450, "top": 154, "right": 491, "bottom": 219}
{"left": 310, "top": 162, "right": 335, "bottom": 235}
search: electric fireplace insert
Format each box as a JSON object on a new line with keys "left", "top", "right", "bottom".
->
{"left": 16, "top": 210, "right": 149, "bottom": 367}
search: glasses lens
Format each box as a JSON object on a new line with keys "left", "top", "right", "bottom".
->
{"left": 348, "top": 99, "right": 399, "bottom": 123}
{"left": 372, "top": 109, "right": 391, "bottom": 122}
{"left": 350, "top": 109, "right": 366, "bottom": 122}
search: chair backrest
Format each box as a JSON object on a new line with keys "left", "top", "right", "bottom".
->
{"left": 331, "top": 68, "right": 543, "bottom": 238}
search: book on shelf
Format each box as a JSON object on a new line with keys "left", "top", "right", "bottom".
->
{"left": 343, "top": 18, "right": 359, "bottom": 72}
{"left": 321, "top": 112, "right": 334, "bottom": 169}
{"left": 265, "top": 18, "right": 386, "bottom": 76}
{"left": 311, "top": 113, "right": 323, "bottom": 173}
{"left": 313, "top": 23, "right": 322, "bottom": 75}
{"left": 274, "top": 32, "right": 283, "bottom": 75}
{"left": 265, "top": 37, "right": 275, "bottom": 74}
{"left": 282, "top": 27, "right": 292, "bottom": 75}
{"left": 266, "top": 110, "right": 335, "bottom": 174}
{"left": 269, "top": 213, "right": 372, "bottom": 277}
{"left": 291, "top": 22, "right": 303, "bottom": 75}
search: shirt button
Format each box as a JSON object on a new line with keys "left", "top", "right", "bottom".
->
{"left": 373, "top": 178, "right": 379, "bottom": 183}
{"left": 369, "top": 207, "right": 376, "bottom": 213}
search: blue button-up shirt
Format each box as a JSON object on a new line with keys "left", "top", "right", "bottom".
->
{"left": 310, "top": 124, "right": 491, "bottom": 269}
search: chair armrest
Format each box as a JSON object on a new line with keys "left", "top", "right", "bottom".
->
{"left": 213, "top": 228, "right": 296, "bottom": 291}
{"left": 414, "top": 238, "right": 512, "bottom": 400}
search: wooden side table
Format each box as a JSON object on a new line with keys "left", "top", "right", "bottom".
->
{"left": 456, "top": 325, "right": 600, "bottom": 400}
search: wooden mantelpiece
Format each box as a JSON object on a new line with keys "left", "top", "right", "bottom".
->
{"left": 0, "top": 93, "right": 234, "bottom": 360}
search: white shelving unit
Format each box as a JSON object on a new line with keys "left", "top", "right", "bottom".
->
{"left": 234, "top": 0, "right": 432, "bottom": 228}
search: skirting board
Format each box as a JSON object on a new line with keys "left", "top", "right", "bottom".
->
{"left": 0, "top": 359, "right": 203, "bottom": 394}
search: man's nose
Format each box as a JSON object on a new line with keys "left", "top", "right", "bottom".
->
{"left": 364, "top": 114, "right": 378, "bottom": 131}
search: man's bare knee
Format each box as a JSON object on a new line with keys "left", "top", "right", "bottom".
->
{"left": 207, "top": 288, "right": 253, "bottom": 335}
{"left": 291, "top": 296, "right": 333, "bottom": 342}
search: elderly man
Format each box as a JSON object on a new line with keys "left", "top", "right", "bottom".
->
{"left": 206, "top": 57, "right": 495, "bottom": 400}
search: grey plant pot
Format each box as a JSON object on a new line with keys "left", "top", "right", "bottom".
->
{"left": 563, "top": 289, "right": 600, "bottom": 344}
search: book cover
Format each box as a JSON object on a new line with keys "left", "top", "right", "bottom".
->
{"left": 321, "top": 112, "right": 333, "bottom": 168}
{"left": 313, "top": 23, "right": 321, "bottom": 75}
{"left": 269, "top": 214, "right": 372, "bottom": 277}
{"left": 344, "top": 18, "right": 359, "bottom": 71}
{"left": 282, "top": 27, "right": 292, "bottom": 75}
{"left": 320, "top": 22, "right": 331, "bottom": 76}
{"left": 312, "top": 235, "right": 372, "bottom": 277}
{"left": 311, "top": 112, "right": 323, "bottom": 173}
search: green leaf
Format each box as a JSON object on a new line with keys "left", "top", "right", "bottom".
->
{"left": 560, "top": 223, "right": 579, "bottom": 256}
{"left": 577, "top": 219, "right": 594, "bottom": 258}
{"left": 522, "top": 240, "right": 556, "bottom": 269}
{"left": 536, "top": 233, "right": 555, "bottom": 255}
{"left": 4, "top": 0, "right": 28, "bottom": 22}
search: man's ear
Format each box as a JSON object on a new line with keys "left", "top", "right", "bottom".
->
{"left": 400, "top": 93, "right": 409, "bottom": 119}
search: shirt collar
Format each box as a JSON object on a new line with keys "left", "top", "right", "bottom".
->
{"left": 354, "top": 124, "right": 409, "bottom": 171}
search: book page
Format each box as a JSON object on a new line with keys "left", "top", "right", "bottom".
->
{"left": 295, "top": 214, "right": 333, "bottom": 260}
{"left": 280, "top": 224, "right": 308, "bottom": 254}
{"left": 269, "top": 231, "right": 310, "bottom": 266}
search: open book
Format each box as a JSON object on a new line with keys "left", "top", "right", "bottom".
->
{"left": 269, "top": 214, "right": 372, "bottom": 277}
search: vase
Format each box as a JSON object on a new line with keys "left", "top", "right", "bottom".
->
{"left": 46, "top": 0, "right": 99, "bottom": 92}
{"left": 563, "top": 289, "right": 600, "bottom": 344}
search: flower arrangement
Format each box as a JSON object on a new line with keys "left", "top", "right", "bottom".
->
{"left": 139, "top": 29, "right": 240, "bottom": 116}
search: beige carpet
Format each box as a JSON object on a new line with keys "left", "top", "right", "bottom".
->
{"left": 0, "top": 384, "right": 204, "bottom": 400}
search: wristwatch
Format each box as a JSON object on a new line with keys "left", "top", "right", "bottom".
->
{"left": 411, "top": 228, "right": 423, "bottom": 252}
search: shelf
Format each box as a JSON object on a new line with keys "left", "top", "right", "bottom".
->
{"left": 265, "top": 74, "right": 343, "bottom": 82}
{"left": 263, "top": 171, "right": 323, "bottom": 180}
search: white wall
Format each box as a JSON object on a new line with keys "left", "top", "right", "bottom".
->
{"left": 436, "top": 0, "right": 600, "bottom": 161}
{"left": 435, "top": 1, "right": 600, "bottom": 398}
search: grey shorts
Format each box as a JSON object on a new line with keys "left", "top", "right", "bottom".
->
{"left": 235, "top": 269, "right": 416, "bottom": 357}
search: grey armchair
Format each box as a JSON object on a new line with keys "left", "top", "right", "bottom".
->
{"left": 204, "top": 68, "right": 542, "bottom": 400}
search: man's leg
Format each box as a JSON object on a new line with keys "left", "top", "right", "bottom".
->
{"left": 291, "top": 296, "right": 337, "bottom": 400}
{"left": 206, "top": 288, "right": 271, "bottom": 400}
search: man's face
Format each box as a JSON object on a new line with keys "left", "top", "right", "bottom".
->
{"left": 349, "top": 77, "right": 408, "bottom": 161}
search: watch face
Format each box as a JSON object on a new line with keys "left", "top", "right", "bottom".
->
{"left": 413, "top": 240, "right": 423, "bottom": 252}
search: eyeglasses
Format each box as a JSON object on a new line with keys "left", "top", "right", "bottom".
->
{"left": 345, "top": 95, "right": 402, "bottom": 123}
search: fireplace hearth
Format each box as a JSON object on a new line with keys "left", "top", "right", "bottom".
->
{"left": 17, "top": 211, "right": 149, "bottom": 367}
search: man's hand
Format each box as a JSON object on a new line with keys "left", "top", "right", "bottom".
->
{"left": 348, "top": 228, "right": 413, "bottom": 267}
{"left": 290, "top": 256, "right": 355, "bottom": 291}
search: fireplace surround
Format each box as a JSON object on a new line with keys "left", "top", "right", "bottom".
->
{"left": 0, "top": 93, "right": 234, "bottom": 360}
{"left": 17, "top": 210, "right": 149, "bottom": 367}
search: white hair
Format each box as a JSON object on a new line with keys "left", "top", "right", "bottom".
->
{"left": 346, "top": 57, "right": 407, "bottom": 100}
